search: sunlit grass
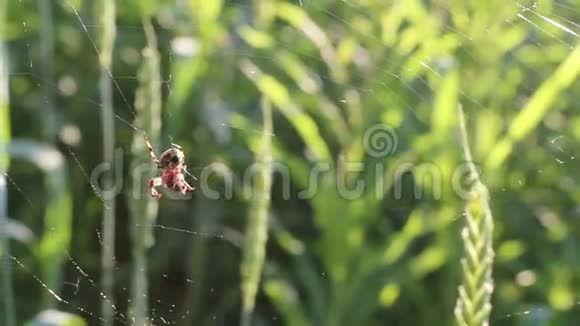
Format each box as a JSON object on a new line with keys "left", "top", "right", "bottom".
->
{"left": 454, "top": 106, "right": 495, "bottom": 326}
{"left": 3, "top": 0, "right": 580, "bottom": 324}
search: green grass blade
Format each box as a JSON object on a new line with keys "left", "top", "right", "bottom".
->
{"left": 487, "top": 45, "right": 580, "bottom": 169}
{"left": 264, "top": 278, "right": 311, "bottom": 326}
{"left": 0, "top": 178, "right": 14, "bottom": 326}
{"left": 8, "top": 140, "right": 71, "bottom": 309}
{"left": 128, "top": 17, "right": 162, "bottom": 325}
{"left": 239, "top": 59, "right": 331, "bottom": 162}
{"left": 37, "top": 0, "right": 57, "bottom": 141}
{"left": 0, "top": 0, "right": 7, "bottom": 173}
{"left": 240, "top": 97, "right": 274, "bottom": 326}
{"left": 0, "top": 0, "right": 15, "bottom": 320}
{"left": 432, "top": 68, "right": 459, "bottom": 140}
{"left": 97, "top": 0, "right": 117, "bottom": 323}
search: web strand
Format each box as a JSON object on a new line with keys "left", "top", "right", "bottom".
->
{"left": 10, "top": 255, "right": 113, "bottom": 324}
{"left": 66, "top": 0, "right": 137, "bottom": 118}
{"left": 65, "top": 146, "right": 111, "bottom": 210}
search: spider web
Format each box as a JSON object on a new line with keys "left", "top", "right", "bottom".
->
{"left": 3, "top": 0, "right": 580, "bottom": 325}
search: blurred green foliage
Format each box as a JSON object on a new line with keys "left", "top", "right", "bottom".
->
{"left": 2, "top": 0, "right": 580, "bottom": 325}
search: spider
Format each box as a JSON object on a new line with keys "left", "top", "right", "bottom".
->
{"left": 145, "top": 138, "right": 194, "bottom": 199}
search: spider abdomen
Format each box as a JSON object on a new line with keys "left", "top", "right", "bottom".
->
{"left": 147, "top": 140, "right": 194, "bottom": 198}
{"left": 159, "top": 148, "right": 185, "bottom": 169}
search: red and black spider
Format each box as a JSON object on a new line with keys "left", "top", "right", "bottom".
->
{"left": 145, "top": 138, "right": 194, "bottom": 199}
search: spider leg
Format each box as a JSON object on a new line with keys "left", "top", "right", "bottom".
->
{"left": 183, "top": 165, "right": 198, "bottom": 181}
{"left": 180, "top": 165, "right": 195, "bottom": 191}
{"left": 149, "top": 177, "right": 162, "bottom": 199}
{"left": 177, "top": 182, "right": 194, "bottom": 195}
{"left": 174, "top": 169, "right": 194, "bottom": 195}
{"left": 144, "top": 135, "right": 161, "bottom": 167}
{"left": 183, "top": 178, "right": 195, "bottom": 192}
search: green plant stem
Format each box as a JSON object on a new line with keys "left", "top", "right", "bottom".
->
{"left": 454, "top": 105, "right": 495, "bottom": 326}
{"left": 0, "top": 176, "right": 15, "bottom": 326}
{"left": 129, "top": 17, "right": 162, "bottom": 325}
{"left": 98, "top": 0, "right": 117, "bottom": 324}
{"left": 184, "top": 215, "right": 210, "bottom": 324}
{"left": 240, "top": 97, "right": 273, "bottom": 326}
{"left": 38, "top": 0, "right": 57, "bottom": 141}
{"left": 37, "top": 1, "right": 71, "bottom": 309}
{"left": 0, "top": 0, "right": 15, "bottom": 321}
